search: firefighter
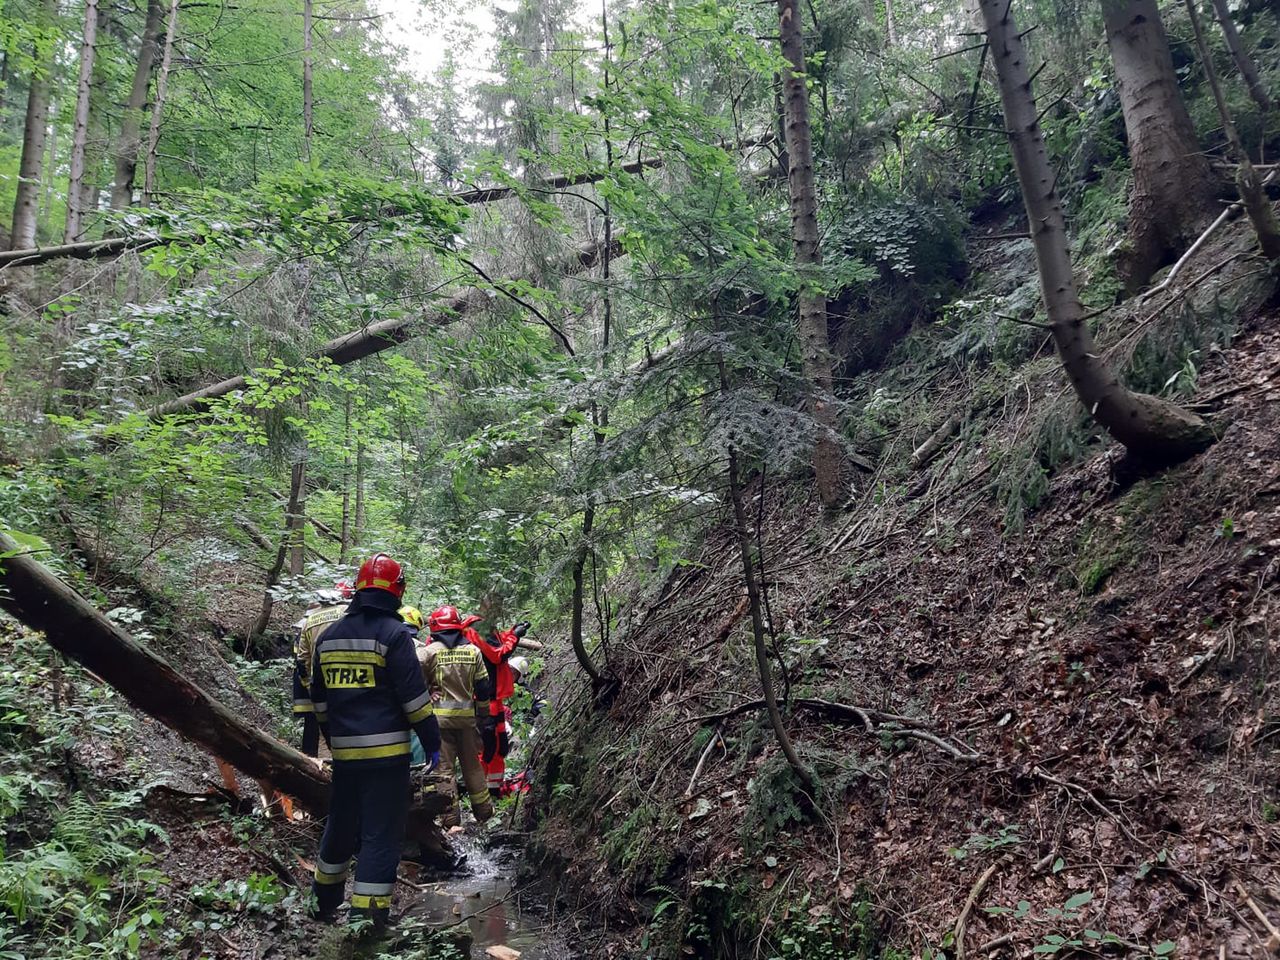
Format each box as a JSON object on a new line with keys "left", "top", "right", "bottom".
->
{"left": 399, "top": 605, "right": 424, "bottom": 640}
{"left": 308, "top": 555, "right": 441, "bottom": 930}
{"left": 419, "top": 605, "right": 495, "bottom": 827}
{"left": 474, "top": 621, "right": 542, "bottom": 799}
{"left": 292, "top": 582, "right": 351, "bottom": 757}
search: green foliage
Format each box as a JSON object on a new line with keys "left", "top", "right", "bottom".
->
{"left": 0, "top": 791, "right": 169, "bottom": 958}
{"left": 741, "top": 755, "right": 811, "bottom": 849}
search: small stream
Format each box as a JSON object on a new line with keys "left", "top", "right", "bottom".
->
{"left": 402, "top": 834, "right": 573, "bottom": 959}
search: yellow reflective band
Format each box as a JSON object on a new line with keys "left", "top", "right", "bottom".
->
{"left": 435, "top": 706, "right": 476, "bottom": 718}
{"left": 313, "top": 869, "right": 347, "bottom": 885}
{"left": 293, "top": 703, "right": 315, "bottom": 714}
{"left": 350, "top": 894, "right": 393, "bottom": 909}
{"left": 319, "top": 651, "right": 385, "bottom": 667}
{"left": 406, "top": 703, "right": 434, "bottom": 724}
{"left": 469, "top": 790, "right": 491, "bottom": 805}
{"left": 330, "top": 742, "right": 412, "bottom": 761}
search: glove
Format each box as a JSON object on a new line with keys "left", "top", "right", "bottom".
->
{"left": 497, "top": 725, "right": 510, "bottom": 759}
{"left": 426, "top": 750, "right": 440, "bottom": 774}
{"left": 513, "top": 621, "right": 531, "bottom": 638}
{"left": 480, "top": 717, "right": 498, "bottom": 763}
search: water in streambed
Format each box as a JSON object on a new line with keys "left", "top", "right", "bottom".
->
{"left": 402, "top": 834, "right": 572, "bottom": 960}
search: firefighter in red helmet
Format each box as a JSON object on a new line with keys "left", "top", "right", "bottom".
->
{"left": 308, "top": 554, "right": 440, "bottom": 930}
{"left": 474, "top": 620, "right": 542, "bottom": 797}
{"left": 418, "top": 605, "right": 494, "bottom": 827}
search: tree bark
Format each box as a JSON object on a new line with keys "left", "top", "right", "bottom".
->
{"left": 980, "top": 0, "right": 1214, "bottom": 461}
{"left": 778, "top": 0, "right": 843, "bottom": 509}
{"left": 110, "top": 0, "right": 165, "bottom": 209}
{"left": 1208, "top": 0, "right": 1272, "bottom": 112}
{"left": 1102, "top": 0, "right": 1218, "bottom": 291}
{"left": 65, "top": 0, "right": 101, "bottom": 243}
{"left": 0, "top": 531, "right": 331, "bottom": 813}
{"left": 147, "top": 237, "right": 618, "bottom": 417}
{"left": 9, "top": 0, "right": 57, "bottom": 251}
{"left": 143, "top": 0, "right": 179, "bottom": 206}
{"left": 1184, "top": 0, "right": 1280, "bottom": 259}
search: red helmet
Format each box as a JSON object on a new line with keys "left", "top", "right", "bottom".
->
{"left": 354, "top": 554, "right": 406, "bottom": 599}
{"left": 428, "top": 605, "right": 463, "bottom": 632}
{"left": 335, "top": 580, "right": 353, "bottom": 600}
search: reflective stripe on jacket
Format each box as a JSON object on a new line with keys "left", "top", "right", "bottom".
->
{"left": 309, "top": 589, "right": 441, "bottom": 768}
{"left": 420, "top": 628, "right": 492, "bottom": 729}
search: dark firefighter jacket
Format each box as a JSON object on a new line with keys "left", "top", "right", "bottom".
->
{"left": 292, "top": 602, "right": 346, "bottom": 715}
{"left": 419, "top": 628, "right": 493, "bottom": 730}
{"left": 310, "top": 589, "right": 440, "bottom": 768}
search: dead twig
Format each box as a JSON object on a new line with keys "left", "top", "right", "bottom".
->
{"left": 684, "top": 727, "right": 723, "bottom": 798}
{"left": 955, "top": 859, "right": 1005, "bottom": 960}
{"left": 1233, "top": 880, "right": 1280, "bottom": 953}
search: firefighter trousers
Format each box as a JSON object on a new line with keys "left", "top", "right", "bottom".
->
{"left": 300, "top": 713, "right": 320, "bottom": 758}
{"left": 311, "top": 762, "right": 410, "bottom": 926}
{"left": 430, "top": 725, "right": 493, "bottom": 827}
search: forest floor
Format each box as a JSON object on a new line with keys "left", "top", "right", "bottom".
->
{"left": 529, "top": 243, "right": 1280, "bottom": 955}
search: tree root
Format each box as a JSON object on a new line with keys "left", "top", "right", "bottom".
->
{"left": 686, "top": 697, "right": 982, "bottom": 761}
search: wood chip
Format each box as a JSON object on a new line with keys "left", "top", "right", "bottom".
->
{"left": 485, "top": 947, "right": 522, "bottom": 960}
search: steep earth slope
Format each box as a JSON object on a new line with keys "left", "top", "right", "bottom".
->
{"left": 529, "top": 220, "right": 1280, "bottom": 958}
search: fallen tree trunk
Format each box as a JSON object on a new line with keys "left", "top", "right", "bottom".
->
{"left": 0, "top": 530, "right": 331, "bottom": 812}
{"left": 0, "top": 531, "right": 452, "bottom": 854}
{"left": 150, "top": 237, "right": 620, "bottom": 417}
{"left": 0, "top": 158, "right": 658, "bottom": 270}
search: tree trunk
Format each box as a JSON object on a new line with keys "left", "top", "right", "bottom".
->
{"left": 777, "top": 0, "right": 843, "bottom": 509}
{"left": 884, "top": 0, "right": 897, "bottom": 46}
{"left": 568, "top": 508, "right": 604, "bottom": 687}
{"left": 77, "top": 5, "right": 110, "bottom": 225}
{"left": 143, "top": 0, "right": 179, "bottom": 206}
{"left": 287, "top": 459, "right": 306, "bottom": 576}
{"left": 1184, "top": 0, "right": 1280, "bottom": 259}
{"left": 1102, "top": 0, "right": 1218, "bottom": 291}
{"left": 354, "top": 439, "right": 366, "bottom": 550}
{"left": 39, "top": 102, "right": 59, "bottom": 233}
{"left": 339, "top": 394, "right": 352, "bottom": 565}
{"left": 302, "top": 0, "right": 313, "bottom": 162}
{"left": 65, "top": 0, "right": 100, "bottom": 243}
{"left": 0, "top": 531, "right": 330, "bottom": 813}
{"left": 9, "top": 0, "right": 57, "bottom": 250}
{"left": 146, "top": 237, "right": 618, "bottom": 417}
{"left": 724, "top": 404, "right": 814, "bottom": 793}
{"left": 980, "top": 0, "right": 1214, "bottom": 461}
{"left": 248, "top": 462, "right": 305, "bottom": 642}
{"left": 1208, "top": 0, "right": 1272, "bottom": 112}
{"left": 111, "top": 0, "right": 165, "bottom": 209}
